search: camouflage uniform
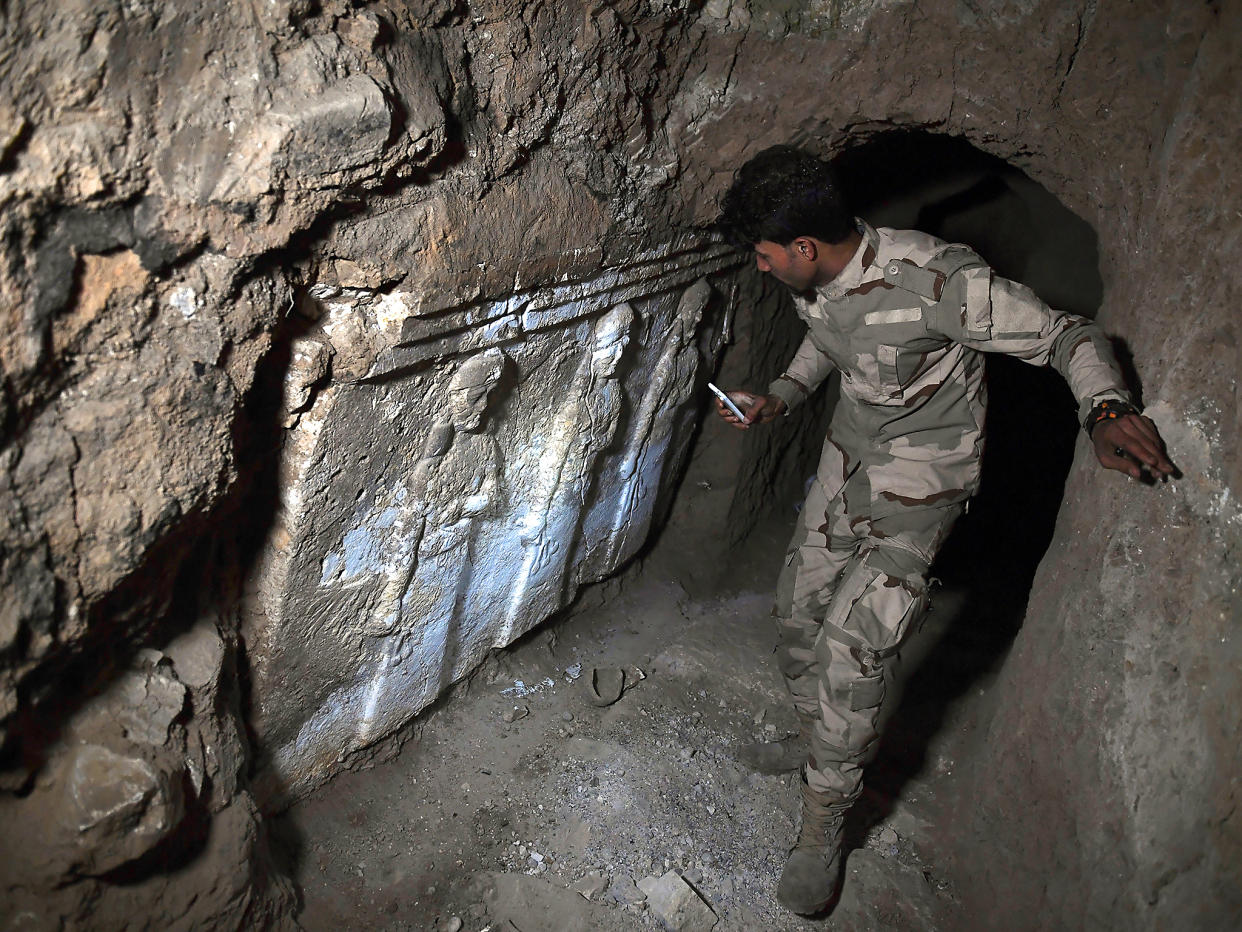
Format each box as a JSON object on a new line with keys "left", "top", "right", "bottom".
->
{"left": 766, "top": 220, "right": 1132, "bottom": 800}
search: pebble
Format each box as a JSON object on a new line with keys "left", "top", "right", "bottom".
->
{"left": 561, "top": 711, "right": 575, "bottom": 722}
{"left": 439, "top": 918, "right": 462, "bottom": 932}
{"left": 609, "top": 876, "right": 647, "bottom": 907}
{"left": 570, "top": 870, "right": 610, "bottom": 900}
{"left": 502, "top": 705, "right": 528, "bottom": 723}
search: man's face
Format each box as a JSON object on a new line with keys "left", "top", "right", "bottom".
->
{"left": 753, "top": 240, "right": 816, "bottom": 293}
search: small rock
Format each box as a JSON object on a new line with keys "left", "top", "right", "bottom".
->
{"left": 439, "top": 918, "right": 462, "bottom": 932}
{"left": 571, "top": 870, "right": 610, "bottom": 900}
{"left": 609, "top": 876, "right": 647, "bottom": 907}
{"left": 878, "top": 826, "right": 899, "bottom": 849}
{"left": 680, "top": 748, "right": 694, "bottom": 760}
{"left": 753, "top": 708, "right": 765, "bottom": 725}
{"left": 502, "top": 706, "right": 528, "bottom": 723}
{"left": 561, "top": 711, "right": 575, "bottom": 722}
{"left": 638, "top": 870, "right": 718, "bottom": 931}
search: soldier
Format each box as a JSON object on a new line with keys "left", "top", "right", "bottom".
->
{"left": 713, "top": 145, "right": 1174, "bottom": 915}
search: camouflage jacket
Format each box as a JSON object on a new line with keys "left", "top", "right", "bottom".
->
{"left": 767, "top": 221, "right": 1133, "bottom": 517}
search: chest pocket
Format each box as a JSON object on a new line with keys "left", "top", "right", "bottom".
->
{"left": 859, "top": 306, "right": 927, "bottom": 401}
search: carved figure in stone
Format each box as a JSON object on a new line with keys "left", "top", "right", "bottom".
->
{"left": 500, "top": 303, "right": 634, "bottom": 644}
{"left": 604, "top": 279, "right": 711, "bottom": 566}
{"left": 357, "top": 348, "right": 506, "bottom": 742}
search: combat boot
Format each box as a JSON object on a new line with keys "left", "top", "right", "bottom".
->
{"left": 776, "top": 776, "right": 847, "bottom": 915}
{"left": 735, "top": 712, "right": 813, "bottom": 774}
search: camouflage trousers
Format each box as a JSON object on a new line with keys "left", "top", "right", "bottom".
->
{"left": 774, "top": 466, "right": 962, "bottom": 800}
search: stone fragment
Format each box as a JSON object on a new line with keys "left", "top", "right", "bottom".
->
{"left": 609, "top": 875, "right": 647, "bottom": 907}
{"left": 570, "top": 870, "right": 609, "bottom": 900}
{"left": 165, "top": 620, "right": 226, "bottom": 690}
{"left": 93, "top": 664, "right": 187, "bottom": 747}
{"left": 637, "top": 870, "right": 718, "bottom": 932}
{"left": 69, "top": 744, "right": 183, "bottom": 875}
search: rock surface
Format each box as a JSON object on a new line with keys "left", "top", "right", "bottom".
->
{"left": 1, "top": 0, "right": 1237, "bottom": 928}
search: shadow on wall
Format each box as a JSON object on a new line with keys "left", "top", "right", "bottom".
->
{"left": 826, "top": 131, "right": 1106, "bottom": 825}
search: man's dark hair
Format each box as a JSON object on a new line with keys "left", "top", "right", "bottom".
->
{"left": 716, "top": 145, "right": 854, "bottom": 248}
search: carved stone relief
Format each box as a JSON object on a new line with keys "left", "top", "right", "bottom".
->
{"left": 242, "top": 242, "right": 741, "bottom": 800}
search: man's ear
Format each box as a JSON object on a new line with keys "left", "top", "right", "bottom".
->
{"left": 792, "top": 237, "right": 818, "bottom": 261}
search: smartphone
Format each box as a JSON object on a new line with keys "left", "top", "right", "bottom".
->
{"left": 707, "top": 382, "right": 748, "bottom": 423}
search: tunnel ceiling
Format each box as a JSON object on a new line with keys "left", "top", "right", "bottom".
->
{"left": 1, "top": 1, "right": 1238, "bottom": 929}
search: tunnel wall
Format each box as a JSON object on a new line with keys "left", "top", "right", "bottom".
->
{"left": 1, "top": 0, "right": 1236, "bottom": 927}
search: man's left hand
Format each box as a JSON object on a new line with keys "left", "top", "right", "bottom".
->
{"left": 1092, "top": 414, "right": 1176, "bottom": 480}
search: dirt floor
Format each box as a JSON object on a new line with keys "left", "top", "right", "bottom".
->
{"left": 273, "top": 426, "right": 992, "bottom": 932}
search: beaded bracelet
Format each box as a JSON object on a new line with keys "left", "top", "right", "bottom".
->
{"left": 1085, "top": 399, "right": 1141, "bottom": 436}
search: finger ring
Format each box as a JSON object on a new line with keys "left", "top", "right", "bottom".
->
{"left": 1113, "top": 446, "right": 1125, "bottom": 457}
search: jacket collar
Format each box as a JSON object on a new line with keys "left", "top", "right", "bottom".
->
{"left": 817, "top": 220, "right": 880, "bottom": 299}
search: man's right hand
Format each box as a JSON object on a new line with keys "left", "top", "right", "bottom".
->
{"left": 715, "top": 390, "right": 786, "bottom": 430}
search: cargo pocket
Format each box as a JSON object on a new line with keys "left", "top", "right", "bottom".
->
{"left": 848, "top": 671, "right": 886, "bottom": 712}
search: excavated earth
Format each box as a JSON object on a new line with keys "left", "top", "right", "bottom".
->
{"left": 1, "top": 0, "right": 1238, "bottom": 929}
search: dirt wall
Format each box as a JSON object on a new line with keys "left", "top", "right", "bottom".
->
{"left": 1, "top": 0, "right": 1236, "bottom": 927}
